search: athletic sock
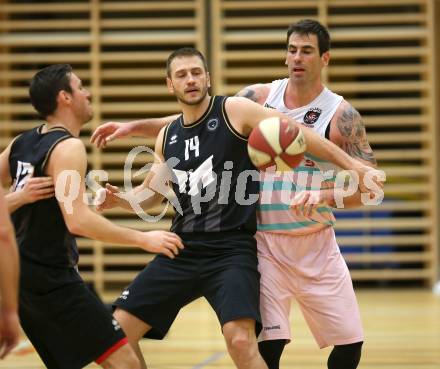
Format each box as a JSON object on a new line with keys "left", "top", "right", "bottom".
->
{"left": 327, "top": 341, "right": 363, "bottom": 369}
{"left": 258, "top": 339, "right": 286, "bottom": 369}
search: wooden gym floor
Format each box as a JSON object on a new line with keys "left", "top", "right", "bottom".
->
{"left": 2, "top": 289, "right": 439, "bottom": 369}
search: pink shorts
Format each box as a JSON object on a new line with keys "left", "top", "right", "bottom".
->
{"left": 256, "top": 228, "right": 364, "bottom": 348}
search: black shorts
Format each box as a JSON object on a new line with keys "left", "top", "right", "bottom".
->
{"left": 19, "top": 261, "right": 126, "bottom": 369}
{"left": 114, "top": 231, "right": 261, "bottom": 339}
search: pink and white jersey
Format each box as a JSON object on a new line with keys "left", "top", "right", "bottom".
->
{"left": 258, "top": 78, "right": 343, "bottom": 235}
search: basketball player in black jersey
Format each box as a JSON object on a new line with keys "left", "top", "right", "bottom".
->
{"left": 0, "top": 64, "right": 184, "bottom": 369}
{"left": 97, "top": 48, "right": 376, "bottom": 369}
{"left": 0, "top": 187, "right": 20, "bottom": 360}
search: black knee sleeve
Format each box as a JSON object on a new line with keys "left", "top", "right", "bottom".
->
{"left": 327, "top": 341, "right": 363, "bottom": 369}
{"left": 258, "top": 339, "right": 287, "bottom": 369}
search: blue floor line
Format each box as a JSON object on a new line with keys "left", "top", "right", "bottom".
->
{"left": 190, "top": 351, "right": 226, "bottom": 369}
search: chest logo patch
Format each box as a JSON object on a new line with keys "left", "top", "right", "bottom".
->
{"left": 303, "top": 108, "right": 322, "bottom": 126}
{"left": 207, "top": 118, "right": 219, "bottom": 131}
{"left": 169, "top": 134, "right": 178, "bottom": 145}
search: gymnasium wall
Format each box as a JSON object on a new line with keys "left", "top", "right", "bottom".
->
{"left": 435, "top": 0, "right": 440, "bottom": 284}
{"left": 0, "top": 0, "right": 438, "bottom": 291}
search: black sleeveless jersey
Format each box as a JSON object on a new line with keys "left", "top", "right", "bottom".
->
{"left": 8, "top": 125, "right": 79, "bottom": 268}
{"left": 162, "top": 96, "right": 259, "bottom": 234}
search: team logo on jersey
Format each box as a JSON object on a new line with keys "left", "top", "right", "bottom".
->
{"left": 207, "top": 118, "right": 219, "bottom": 131}
{"left": 303, "top": 108, "right": 322, "bottom": 126}
{"left": 169, "top": 134, "right": 178, "bottom": 145}
{"left": 119, "top": 290, "right": 129, "bottom": 300}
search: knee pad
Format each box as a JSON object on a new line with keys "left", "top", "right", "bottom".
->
{"left": 258, "top": 339, "right": 286, "bottom": 369}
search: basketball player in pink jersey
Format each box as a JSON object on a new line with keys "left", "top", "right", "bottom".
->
{"left": 235, "top": 20, "right": 374, "bottom": 369}
{"left": 91, "top": 20, "right": 379, "bottom": 369}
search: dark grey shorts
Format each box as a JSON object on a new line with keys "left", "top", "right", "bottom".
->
{"left": 19, "top": 264, "right": 126, "bottom": 369}
{"left": 114, "top": 231, "right": 261, "bottom": 339}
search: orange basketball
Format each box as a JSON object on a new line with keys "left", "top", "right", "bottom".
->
{"left": 247, "top": 117, "right": 306, "bottom": 171}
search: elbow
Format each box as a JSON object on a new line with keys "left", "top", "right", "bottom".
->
{"left": 65, "top": 221, "right": 80, "bottom": 236}
{"left": 65, "top": 217, "right": 86, "bottom": 237}
{"left": 63, "top": 204, "right": 92, "bottom": 236}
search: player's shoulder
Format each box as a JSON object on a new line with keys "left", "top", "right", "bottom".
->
{"left": 237, "top": 82, "right": 271, "bottom": 92}
{"left": 8, "top": 133, "right": 24, "bottom": 150}
{"left": 225, "top": 95, "right": 261, "bottom": 114}
{"left": 158, "top": 124, "right": 168, "bottom": 140}
{"left": 12, "top": 124, "right": 41, "bottom": 144}
{"left": 44, "top": 136, "right": 87, "bottom": 175}
{"left": 329, "top": 98, "right": 364, "bottom": 144}
{"left": 334, "top": 98, "right": 360, "bottom": 117}
{"left": 331, "top": 99, "right": 361, "bottom": 128}
{"left": 157, "top": 123, "right": 171, "bottom": 155}
{"left": 51, "top": 136, "right": 85, "bottom": 157}
{"left": 243, "top": 82, "right": 271, "bottom": 93}
{"left": 55, "top": 136, "right": 83, "bottom": 147}
{"left": 235, "top": 83, "right": 271, "bottom": 104}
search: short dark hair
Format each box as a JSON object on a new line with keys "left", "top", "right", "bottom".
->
{"left": 286, "top": 19, "right": 330, "bottom": 55}
{"left": 29, "top": 64, "right": 73, "bottom": 119}
{"left": 166, "top": 47, "right": 208, "bottom": 77}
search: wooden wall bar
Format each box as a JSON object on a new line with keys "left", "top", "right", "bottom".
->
{"left": 0, "top": 0, "right": 205, "bottom": 292}
{"left": 434, "top": 0, "right": 440, "bottom": 285}
{"left": 0, "top": 0, "right": 437, "bottom": 290}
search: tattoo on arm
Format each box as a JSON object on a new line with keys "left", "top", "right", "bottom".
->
{"left": 337, "top": 105, "right": 377, "bottom": 165}
{"left": 235, "top": 88, "right": 259, "bottom": 103}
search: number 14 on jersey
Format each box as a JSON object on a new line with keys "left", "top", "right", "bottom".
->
{"left": 185, "top": 136, "right": 200, "bottom": 160}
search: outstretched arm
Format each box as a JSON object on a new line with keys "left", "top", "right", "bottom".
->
{"left": 0, "top": 188, "right": 20, "bottom": 359}
{"left": 91, "top": 114, "right": 179, "bottom": 148}
{"left": 91, "top": 82, "right": 270, "bottom": 149}
{"left": 97, "top": 126, "right": 173, "bottom": 214}
{"left": 226, "top": 96, "right": 368, "bottom": 171}
{"left": 226, "top": 97, "right": 383, "bottom": 193}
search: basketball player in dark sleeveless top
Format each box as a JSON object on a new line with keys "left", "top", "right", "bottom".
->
{"left": 0, "top": 187, "right": 20, "bottom": 360}
{"left": 97, "top": 48, "right": 375, "bottom": 369}
{"left": 0, "top": 64, "right": 183, "bottom": 369}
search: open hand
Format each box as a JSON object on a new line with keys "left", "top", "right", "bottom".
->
{"left": 90, "top": 122, "right": 131, "bottom": 148}
{"left": 290, "top": 190, "right": 326, "bottom": 217}
{"left": 355, "top": 164, "right": 385, "bottom": 194}
{"left": 20, "top": 176, "right": 54, "bottom": 203}
{"left": 95, "top": 183, "right": 123, "bottom": 211}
